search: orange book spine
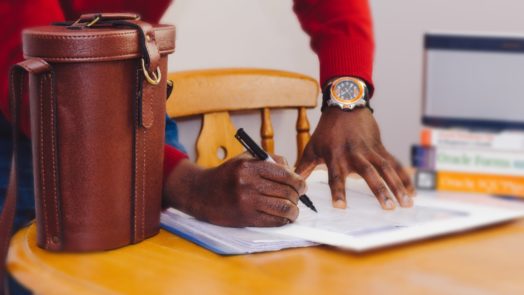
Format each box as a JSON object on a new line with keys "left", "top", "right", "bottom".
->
{"left": 436, "top": 171, "right": 524, "bottom": 198}
{"left": 420, "top": 128, "right": 432, "bottom": 146}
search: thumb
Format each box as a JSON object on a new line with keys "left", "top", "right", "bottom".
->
{"left": 295, "top": 144, "right": 319, "bottom": 178}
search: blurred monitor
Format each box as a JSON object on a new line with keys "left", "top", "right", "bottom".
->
{"left": 423, "top": 32, "right": 524, "bottom": 130}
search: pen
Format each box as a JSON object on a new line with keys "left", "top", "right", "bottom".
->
{"left": 235, "top": 128, "right": 318, "bottom": 213}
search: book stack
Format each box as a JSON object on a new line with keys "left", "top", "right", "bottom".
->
{"left": 412, "top": 128, "right": 524, "bottom": 198}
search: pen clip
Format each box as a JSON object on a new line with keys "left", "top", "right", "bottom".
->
{"left": 235, "top": 133, "right": 258, "bottom": 158}
{"left": 235, "top": 128, "right": 269, "bottom": 160}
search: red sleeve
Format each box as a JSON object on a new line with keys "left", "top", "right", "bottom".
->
{"left": 293, "top": 0, "right": 375, "bottom": 95}
{"left": 59, "top": 0, "right": 172, "bottom": 23}
{"left": 1, "top": 0, "right": 185, "bottom": 178}
{"left": 164, "top": 145, "right": 188, "bottom": 179}
{"left": 0, "top": 0, "right": 65, "bottom": 136}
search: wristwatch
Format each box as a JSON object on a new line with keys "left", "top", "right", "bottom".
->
{"left": 322, "top": 77, "right": 372, "bottom": 112}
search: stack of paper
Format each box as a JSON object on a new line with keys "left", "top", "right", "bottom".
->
{"left": 161, "top": 209, "right": 316, "bottom": 255}
{"left": 161, "top": 170, "right": 524, "bottom": 254}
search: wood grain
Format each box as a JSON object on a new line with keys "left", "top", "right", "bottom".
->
{"left": 166, "top": 68, "right": 318, "bottom": 118}
{"left": 8, "top": 218, "right": 524, "bottom": 295}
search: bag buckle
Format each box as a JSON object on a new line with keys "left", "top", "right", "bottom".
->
{"left": 141, "top": 58, "right": 161, "bottom": 85}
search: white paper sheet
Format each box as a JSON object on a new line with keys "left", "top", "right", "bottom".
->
{"left": 161, "top": 170, "right": 524, "bottom": 254}
{"left": 161, "top": 209, "right": 316, "bottom": 254}
{"left": 251, "top": 171, "right": 524, "bottom": 251}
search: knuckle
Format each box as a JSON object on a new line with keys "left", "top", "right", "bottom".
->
{"left": 376, "top": 185, "right": 389, "bottom": 196}
{"left": 239, "top": 158, "right": 250, "bottom": 168}
{"left": 344, "top": 141, "right": 360, "bottom": 153}
{"left": 361, "top": 164, "right": 375, "bottom": 176}
{"left": 274, "top": 217, "right": 290, "bottom": 226}
{"left": 236, "top": 175, "right": 247, "bottom": 186}
{"left": 379, "top": 159, "right": 393, "bottom": 171}
{"left": 283, "top": 186, "right": 296, "bottom": 198}
{"left": 237, "top": 190, "right": 250, "bottom": 205}
{"left": 297, "top": 179, "right": 307, "bottom": 195}
{"left": 269, "top": 199, "right": 293, "bottom": 214}
{"left": 328, "top": 171, "right": 342, "bottom": 183}
{"left": 289, "top": 206, "right": 299, "bottom": 221}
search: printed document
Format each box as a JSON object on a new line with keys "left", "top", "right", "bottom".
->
{"left": 161, "top": 170, "right": 524, "bottom": 254}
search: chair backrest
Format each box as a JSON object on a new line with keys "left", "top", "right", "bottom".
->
{"left": 166, "top": 68, "right": 319, "bottom": 168}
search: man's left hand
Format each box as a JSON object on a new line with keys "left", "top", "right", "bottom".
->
{"left": 295, "top": 107, "right": 415, "bottom": 209}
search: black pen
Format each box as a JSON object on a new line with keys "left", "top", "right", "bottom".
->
{"left": 235, "top": 128, "right": 318, "bottom": 213}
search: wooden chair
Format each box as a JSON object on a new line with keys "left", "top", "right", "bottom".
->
{"left": 166, "top": 68, "right": 319, "bottom": 168}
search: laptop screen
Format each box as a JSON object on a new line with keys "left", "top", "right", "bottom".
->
{"left": 423, "top": 33, "right": 524, "bottom": 130}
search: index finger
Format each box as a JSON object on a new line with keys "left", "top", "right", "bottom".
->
{"left": 354, "top": 155, "right": 396, "bottom": 210}
{"left": 254, "top": 161, "right": 307, "bottom": 196}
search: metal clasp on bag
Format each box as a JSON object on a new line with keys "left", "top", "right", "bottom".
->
{"left": 141, "top": 58, "right": 161, "bottom": 85}
{"left": 70, "top": 13, "right": 141, "bottom": 29}
{"left": 70, "top": 15, "right": 101, "bottom": 28}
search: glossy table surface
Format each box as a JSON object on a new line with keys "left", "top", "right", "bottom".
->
{"left": 8, "top": 209, "right": 524, "bottom": 295}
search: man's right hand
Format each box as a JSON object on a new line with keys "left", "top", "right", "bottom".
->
{"left": 163, "top": 154, "right": 306, "bottom": 227}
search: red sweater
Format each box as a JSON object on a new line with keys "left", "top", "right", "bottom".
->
{"left": 0, "top": 0, "right": 374, "bottom": 176}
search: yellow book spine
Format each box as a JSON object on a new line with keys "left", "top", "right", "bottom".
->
{"left": 437, "top": 171, "right": 524, "bottom": 197}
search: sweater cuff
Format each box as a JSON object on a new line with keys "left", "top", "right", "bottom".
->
{"left": 317, "top": 38, "right": 375, "bottom": 97}
{"left": 163, "top": 144, "right": 188, "bottom": 180}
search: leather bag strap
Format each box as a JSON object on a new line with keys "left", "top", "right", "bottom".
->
{"left": 0, "top": 58, "right": 51, "bottom": 294}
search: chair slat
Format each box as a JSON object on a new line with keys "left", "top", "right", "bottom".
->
{"left": 167, "top": 69, "right": 318, "bottom": 118}
{"left": 296, "top": 107, "right": 311, "bottom": 165}
{"left": 260, "top": 108, "right": 274, "bottom": 154}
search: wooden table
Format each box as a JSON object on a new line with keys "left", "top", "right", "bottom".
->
{"left": 7, "top": 213, "right": 524, "bottom": 295}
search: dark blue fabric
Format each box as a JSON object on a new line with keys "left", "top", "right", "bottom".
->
{"left": 0, "top": 115, "right": 36, "bottom": 232}
{"left": 425, "top": 34, "right": 524, "bottom": 53}
{"left": 164, "top": 115, "right": 187, "bottom": 153}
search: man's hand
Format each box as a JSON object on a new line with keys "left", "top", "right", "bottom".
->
{"left": 164, "top": 154, "right": 306, "bottom": 227}
{"left": 296, "top": 107, "right": 415, "bottom": 210}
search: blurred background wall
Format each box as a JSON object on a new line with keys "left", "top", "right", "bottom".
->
{"left": 161, "top": 0, "right": 524, "bottom": 165}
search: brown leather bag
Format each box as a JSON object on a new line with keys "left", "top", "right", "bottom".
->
{"left": 0, "top": 12, "right": 175, "bottom": 288}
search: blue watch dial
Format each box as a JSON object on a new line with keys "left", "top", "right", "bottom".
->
{"left": 335, "top": 80, "right": 360, "bottom": 101}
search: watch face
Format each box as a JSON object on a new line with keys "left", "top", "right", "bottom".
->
{"left": 331, "top": 77, "right": 364, "bottom": 104}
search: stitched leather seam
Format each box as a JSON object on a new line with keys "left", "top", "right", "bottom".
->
{"left": 39, "top": 75, "right": 50, "bottom": 245}
{"left": 48, "top": 72, "right": 60, "bottom": 243}
{"left": 143, "top": 84, "right": 154, "bottom": 237}
{"left": 148, "top": 84, "right": 154, "bottom": 127}
{"left": 25, "top": 27, "right": 174, "bottom": 39}
{"left": 24, "top": 32, "right": 136, "bottom": 39}
{"left": 24, "top": 50, "right": 173, "bottom": 61}
{"left": 142, "top": 128, "right": 146, "bottom": 239}
{"left": 134, "top": 69, "right": 140, "bottom": 242}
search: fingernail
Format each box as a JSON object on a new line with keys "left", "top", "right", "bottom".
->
{"left": 409, "top": 188, "right": 417, "bottom": 197}
{"left": 333, "top": 199, "right": 346, "bottom": 209}
{"left": 385, "top": 198, "right": 395, "bottom": 210}
{"left": 402, "top": 195, "right": 413, "bottom": 207}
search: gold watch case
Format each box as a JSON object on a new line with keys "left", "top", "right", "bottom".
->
{"left": 328, "top": 77, "right": 368, "bottom": 110}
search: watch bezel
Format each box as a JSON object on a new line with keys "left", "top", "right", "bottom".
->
{"left": 329, "top": 77, "right": 366, "bottom": 105}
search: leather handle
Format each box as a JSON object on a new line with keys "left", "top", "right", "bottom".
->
{"left": 0, "top": 58, "right": 51, "bottom": 294}
{"left": 77, "top": 13, "right": 140, "bottom": 23}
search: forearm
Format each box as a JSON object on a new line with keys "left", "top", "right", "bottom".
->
{"left": 293, "top": 0, "right": 375, "bottom": 93}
